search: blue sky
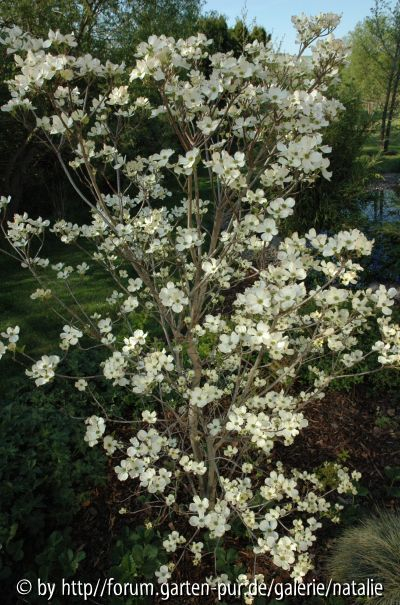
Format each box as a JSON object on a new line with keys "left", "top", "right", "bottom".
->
{"left": 203, "top": 0, "right": 376, "bottom": 52}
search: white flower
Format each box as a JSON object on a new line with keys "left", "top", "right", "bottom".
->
{"left": 206, "top": 150, "right": 245, "bottom": 188}
{"left": 74, "top": 378, "right": 88, "bottom": 391}
{"left": 189, "top": 496, "right": 210, "bottom": 527}
{"left": 207, "top": 418, "right": 222, "bottom": 436}
{"left": 0, "top": 195, "right": 11, "bottom": 210}
{"left": 155, "top": 564, "right": 171, "bottom": 584}
{"left": 1, "top": 325, "right": 20, "bottom": 353}
{"left": 77, "top": 262, "right": 89, "bottom": 275}
{"left": 26, "top": 354, "right": 60, "bottom": 386}
{"left": 114, "top": 459, "right": 131, "bottom": 481}
{"left": 267, "top": 197, "right": 295, "bottom": 219}
{"left": 1, "top": 325, "right": 20, "bottom": 344}
{"left": 218, "top": 332, "right": 240, "bottom": 353}
{"left": 0, "top": 341, "right": 7, "bottom": 359}
{"left": 271, "top": 536, "right": 297, "bottom": 570}
{"left": 103, "top": 352, "right": 128, "bottom": 386}
{"left": 190, "top": 541, "right": 203, "bottom": 565}
{"left": 175, "top": 148, "right": 200, "bottom": 176}
{"left": 159, "top": 282, "right": 188, "bottom": 313}
{"left": 127, "top": 278, "right": 143, "bottom": 292}
{"left": 31, "top": 288, "right": 52, "bottom": 300}
{"left": 252, "top": 217, "right": 278, "bottom": 242}
{"left": 175, "top": 227, "right": 203, "bottom": 251}
{"left": 121, "top": 296, "right": 139, "bottom": 313}
{"left": 341, "top": 350, "right": 363, "bottom": 368}
{"left": 162, "top": 531, "right": 186, "bottom": 553}
{"left": 108, "top": 85, "right": 129, "bottom": 106}
{"left": 122, "top": 330, "right": 147, "bottom": 354}
{"left": 60, "top": 325, "right": 82, "bottom": 349}
{"left": 98, "top": 317, "right": 112, "bottom": 333}
{"left": 190, "top": 383, "right": 223, "bottom": 408}
{"left": 197, "top": 115, "right": 219, "bottom": 135}
{"left": 142, "top": 410, "right": 157, "bottom": 424}
{"left": 84, "top": 415, "right": 105, "bottom": 447}
{"left": 103, "top": 435, "right": 119, "bottom": 455}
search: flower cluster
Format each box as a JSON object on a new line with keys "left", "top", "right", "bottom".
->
{"left": 84, "top": 416, "right": 106, "bottom": 447}
{"left": 25, "top": 354, "right": 60, "bottom": 386}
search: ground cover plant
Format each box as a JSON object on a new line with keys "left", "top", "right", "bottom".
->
{"left": 1, "top": 12, "right": 400, "bottom": 601}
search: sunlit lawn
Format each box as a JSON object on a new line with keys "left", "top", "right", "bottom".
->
{"left": 364, "top": 120, "right": 400, "bottom": 173}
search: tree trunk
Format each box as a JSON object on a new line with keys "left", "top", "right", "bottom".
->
{"left": 381, "top": 69, "right": 394, "bottom": 151}
{"left": 384, "top": 63, "right": 400, "bottom": 152}
{"left": 382, "top": 38, "right": 400, "bottom": 152}
{"left": 186, "top": 337, "right": 206, "bottom": 497}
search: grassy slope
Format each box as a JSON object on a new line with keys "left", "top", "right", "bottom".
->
{"left": 0, "top": 238, "right": 114, "bottom": 391}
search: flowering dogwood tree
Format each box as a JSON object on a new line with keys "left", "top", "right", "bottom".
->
{"left": 1, "top": 13, "right": 400, "bottom": 592}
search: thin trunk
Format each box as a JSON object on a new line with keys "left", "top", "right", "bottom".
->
{"left": 384, "top": 63, "right": 400, "bottom": 152}
{"left": 381, "top": 68, "right": 394, "bottom": 150}
{"left": 205, "top": 435, "right": 218, "bottom": 506}
{"left": 382, "top": 39, "right": 400, "bottom": 151}
{"left": 186, "top": 337, "right": 206, "bottom": 497}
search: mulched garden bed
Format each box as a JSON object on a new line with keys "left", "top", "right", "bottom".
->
{"left": 72, "top": 386, "right": 400, "bottom": 604}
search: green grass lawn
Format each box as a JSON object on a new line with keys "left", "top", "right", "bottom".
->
{"left": 0, "top": 237, "right": 115, "bottom": 392}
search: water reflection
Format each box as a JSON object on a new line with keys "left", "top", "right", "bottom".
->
{"left": 361, "top": 188, "right": 400, "bottom": 224}
{"left": 359, "top": 186, "right": 400, "bottom": 284}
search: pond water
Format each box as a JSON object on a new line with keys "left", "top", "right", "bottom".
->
{"left": 360, "top": 187, "right": 400, "bottom": 224}
{"left": 358, "top": 186, "right": 400, "bottom": 284}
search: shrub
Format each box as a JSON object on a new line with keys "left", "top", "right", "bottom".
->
{"left": 1, "top": 13, "right": 400, "bottom": 591}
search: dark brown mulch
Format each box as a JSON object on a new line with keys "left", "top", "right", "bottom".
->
{"left": 279, "top": 388, "right": 400, "bottom": 493}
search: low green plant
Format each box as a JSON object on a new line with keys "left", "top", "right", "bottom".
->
{"left": 375, "top": 414, "right": 395, "bottom": 430}
{"left": 0, "top": 388, "right": 106, "bottom": 601}
{"left": 35, "top": 530, "right": 86, "bottom": 580}
{"left": 215, "top": 545, "right": 245, "bottom": 579}
{"left": 383, "top": 467, "right": 400, "bottom": 499}
{"left": 326, "top": 510, "right": 400, "bottom": 604}
{"left": 109, "top": 525, "right": 165, "bottom": 582}
{"left": 108, "top": 525, "right": 165, "bottom": 605}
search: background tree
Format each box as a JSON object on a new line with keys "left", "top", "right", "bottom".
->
{"left": 346, "top": 0, "right": 400, "bottom": 152}
{"left": 0, "top": 0, "right": 205, "bottom": 217}
{"left": 113, "top": 0, "right": 204, "bottom": 58}
{"left": 197, "top": 11, "right": 269, "bottom": 55}
{"left": 291, "top": 81, "right": 376, "bottom": 233}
